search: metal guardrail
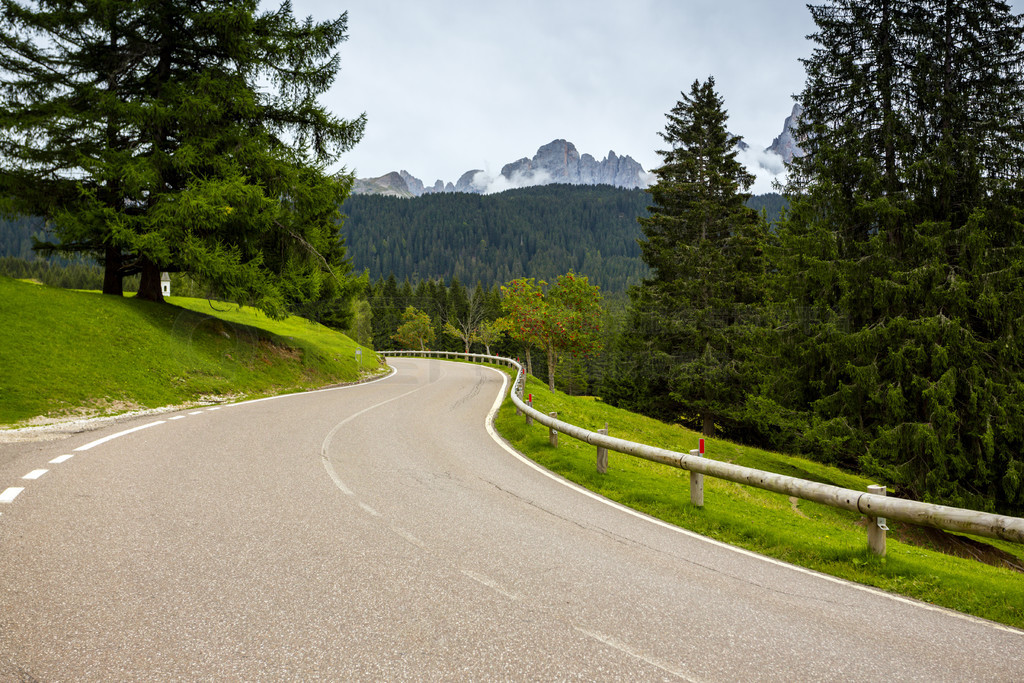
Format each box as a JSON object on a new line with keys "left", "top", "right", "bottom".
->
{"left": 382, "top": 350, "right": 1024, "bottom": 553}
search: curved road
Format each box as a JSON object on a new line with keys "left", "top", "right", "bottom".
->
{"left": 0, "top": 358, "right": 1021, "bottom": 680}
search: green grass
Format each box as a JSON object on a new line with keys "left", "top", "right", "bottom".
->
{"left": 495, "top": 372, "right": 1024, "bottom": 629}
{"left": 0, "top": 277, "right": 382, "bottom": 426}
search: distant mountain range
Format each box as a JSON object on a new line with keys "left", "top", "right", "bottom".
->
{"left": 352, "top": 106, "right": 804, "bottom": 198}
{"left": 352, "top": 140, "right": 649, "bottom": 198}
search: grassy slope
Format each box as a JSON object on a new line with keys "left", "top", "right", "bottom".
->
{"left": 0, "top": 277, "right": 382, "bottom": 426}
{"left": 495, "top": 372, "right": 1024, "bottom": 629}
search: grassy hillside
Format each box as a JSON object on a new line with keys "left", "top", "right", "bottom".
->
{"left": 0, "top": 277, "right": 382, "bottom": 426}
{"left": 495, "top": 372, "right": 1024, "bottom": 629}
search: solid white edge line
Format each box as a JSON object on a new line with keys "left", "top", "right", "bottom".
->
{"left": 0, "top": 487, "right": 25, "bottom": 503}
{"left": 478, "top": 365, "right": 1024, "bottom": 637}
{"left": 74, "top": 420, "right": 166, "bottom": 451}
{"left": 223, "top": 364, "right": 398, "bottom": 409}
{"left": 62, "top": 369, "right": 400, "bottom": 455}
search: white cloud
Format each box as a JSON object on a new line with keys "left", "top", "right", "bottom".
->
{"left": 736, "top": 146, "right": 788, "bottom": 195}
{"left": 472, "top": 169, "right": 557, "bottom": 195}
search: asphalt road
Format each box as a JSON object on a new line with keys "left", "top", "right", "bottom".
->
{"left": 0, "top": 358, "right": 1022, "bottom": 680}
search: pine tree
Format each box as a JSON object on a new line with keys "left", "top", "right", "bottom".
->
{"left": 0, "top": 0, "right": 365, "bottom": 316}
{"left": 777, "top": 0, "right": 1024, "bottom": 510}
{"left": 624, "top": 77, "right": 769, "bottom": 437}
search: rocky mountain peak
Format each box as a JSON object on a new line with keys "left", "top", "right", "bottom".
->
{"left": 501, "top": 139, "right": 645, "bottom": 189}
{"left": 352, "top": 171, "right": 414, "bottom": 198}
{"left": 766, "top": 103, "right": 805, "bottom": 163}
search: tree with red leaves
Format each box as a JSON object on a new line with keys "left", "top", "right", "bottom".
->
{"left": 501, "top": 272, "right": 603, "bottom": 392}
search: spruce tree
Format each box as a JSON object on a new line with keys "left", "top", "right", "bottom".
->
{"left": 619, "top": 77, "right": 769, "bottom": 437}
{"left": 0, "top": 0, "right": 365, "bottom": 316}
{"left": 777, "top": 0, "right": 1024, "bottom": 510}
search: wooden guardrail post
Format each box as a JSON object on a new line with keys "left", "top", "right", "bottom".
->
{"left": 689, "top": 448, "right": 704, "bottom": 507}
{"left": 596, "top": 423, "right": 609, "bottom": 474}
{"left": 515, "top": 373, "right": 525, "bottom": 415}
{"left": 525, "top": 395, "right": 533, "bottom": 425}
{"left": 549, "top": 412, "right": 558, "bottom": 447}
{"left": 867, "top": 484, "right": 888, "bottom": 556}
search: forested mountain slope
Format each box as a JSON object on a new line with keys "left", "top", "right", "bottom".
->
{"left": 340, "top": 185, "right": 785, "bottom": 292}
{"left": 340, "top": 184, "right": 649, "bottom": 292}
{"left": 0, "top": 215, "right": 45, "bottom": 260}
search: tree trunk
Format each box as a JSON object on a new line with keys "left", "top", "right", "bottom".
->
{"left": 135, "top": 257, "right": 164, "bottom": 303}
{"left": 547, "top": 346, "right": 557, "bottom": 392}
{"left": 525, "top": 348, "right": 533, "bottom": 377}
{"left": 102, "top": 245, "right": 123, "bottom": 296}
{"left": 702, "top": 412, "right": 715, "bottom": 437}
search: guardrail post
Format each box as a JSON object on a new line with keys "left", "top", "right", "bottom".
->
{"left": 525, "top": 395, "right": 533, "bottom": 426}
{"left": 549, "top": 412, "right": 558, "bottom": 447}
{"left": 867, "top": 484, "right": 888, "bottom": 556}
{"left": 689, "top": 449, "right": 704, "bottom": 507}
{"left": 596, "top": 423, "right": 609, "bottom": 474}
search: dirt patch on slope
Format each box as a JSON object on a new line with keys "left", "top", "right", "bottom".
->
{"left": 893, "top": 524, "right": 1024, "bottom": 574}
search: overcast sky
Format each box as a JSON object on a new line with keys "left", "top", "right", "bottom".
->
{"left": 287, "top": 0, "right": 1018, "bottom": 194}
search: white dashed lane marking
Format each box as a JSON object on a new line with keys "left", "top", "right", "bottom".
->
{"left": 49, "top": 454, "right": 73, "bottom": 464}
{"left": 22, "top": 470, "right": 48, "bottom": 480}
{"left": 0, "top": 487, "right": 25, "bottom": 503}
{"left": 169, "top": 415, "right": 187, "bottom": 421}
{"left": 460, "top": 569, "right": 519, "bottom": 601}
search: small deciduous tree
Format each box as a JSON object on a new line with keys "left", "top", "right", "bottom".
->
{"left": 497, "top": 277, "right": 543, "bottom": 376}
{"left": 442, "top": 286, "right": 486, "bottom": 357}
{"left": 501, "top": 272, "right": 603, "bottom": 392}
{"left": 476, "top": 319, "right": 503, "bottom": 356}
{"left": 346, "top": 297, "right": 373, "bottom": 347}
{"left": 392, "top": 306, "right": 434, "bottom": 351}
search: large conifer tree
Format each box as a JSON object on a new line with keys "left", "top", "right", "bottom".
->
{"left": 610, "top": 77, "right": 769, "bottom": 437}
{"left": 0, "top": 0, "right": 365, "bottom": 317}
{"left": 777, "top": 0, "right": 1024, "bottom": 510}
